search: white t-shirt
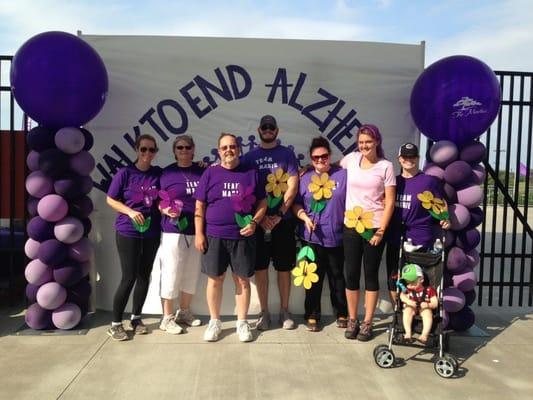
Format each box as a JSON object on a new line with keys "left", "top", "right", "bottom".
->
{"left": 340, "top": 151, "right": 396, "bottom": 228}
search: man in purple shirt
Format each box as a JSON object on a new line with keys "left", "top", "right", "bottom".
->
{"left": 194, "top": 133, "right": 267, "bottom": 342}
{"left": 241, "top": 115, "right": 299, "bottom": 331}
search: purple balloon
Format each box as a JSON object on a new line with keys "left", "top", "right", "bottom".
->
{"left": 465, "top": 249, "right": 480, "bottom": 268}
{"left": 52, "top": 302, "right": 82, "bottom": 330}
{"left": 68, "top": 196, "right": 94, "bottom": 219}
{"left": 410, "top": 55, "right": 501, "bottom": 145}
{"left": 464, "top": 290, "right": 477, "bottom": 306}
{"left": 457, "top": 184, "right": 483, "bottom": 209}
{"left": 26, "top": 150, "right": 40, "bottom": 171}
{"left": 53, "top": 263, "right": 84, "bottom": 287}
{"left": 24, "top": 238, "right": 41, "bottom": 259}
{"left": 69, "top": 151, "right": 95, "bottom": 176}
{"left": 25, "top": 171, "right": 54, "bottom": 198}
{"left": 10, "top": 31, "right": 108, "bottom": 128}
{"left": 472, "top": 164, "right": 486, "bottom": 185}
{"left": 444, "top": 230, "right": 456, "bottom": 248}
{"left": 460, "top": 141, "right": 486, "bottom": 164}
{"left": 54, "top": 216, "right": 84, "bottom": 244}
{"left": 456, "top": 228, "right": 481, "bottom": 251}
{"left": 443, "top": 310, "right": 449, "bottom": 329}
{"left": 27, "top": 196, "right": 39, "bottom": 217}
{"left": 26, "top": 126, "right": 56, "bottom": 151}
{"left": 443, "top": 183, "right": 457, "bottom": 204}
{"left": 25, "top": 303, "right": 53, "bottom": 330}
{"left": 81, "top": 261, "right": 91, "bottom": 277}
{"left": 38, "top": 239, "right": 68, "bottom": 266}
{"left": 443, "top": 287, "right": 466, "bottom": 313}
{"left": 25, "top": 259, "right": 53, "bottom": 286}
{"left": 452, "top": 267, "right": 477, "bottom": 292}
{"left": 444, "top": 160, "right": 473, "bottom": 187}
{"left": 82, "top": 218, "right": 92, "bottom": 236}
{"left": 37, "top": 282, "right": 67, "bottom": 310}
{"left": 68, "top": 238, "right": 93, "bottom": 262}
{"left": 38, "top": 194, "right": 68, "bottom": 222}
{"left": 26, "top": 283, "right": 40, "bottom": 303}
{"left": 449, "top": 203, "right": 471, "bottom": 231}
{"left": 448, "top": 306, "right": 475, "bottom": 331}
{"left": 67, "top": 279, "right": 91, "bottom": 314}
{"left": 429, "top": 140, "right": 458, "bottom": 167}
{"left": 39, "top": 148, "right": 69, "bottom": 178}
{"left": 465, "top": 207, "right": 483, "bottom": 230}
{"left": 27, "top": 216, "right": 54, "bottom": 241}
{"left": 446, "top": 246, "right": 467, "bottom": 274}
{"left": 80, "top": 128, "right": 94, "bottom": 151}
{"left": 55, "top": 127, "right": 85, "bottom": 154}
{"left": 423, "top": 163, "right": 445, "bottom": 180}
{"left": 54, "top": 176, "right": 92, "bottom": 199}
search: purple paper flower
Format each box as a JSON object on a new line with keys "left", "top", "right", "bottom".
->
{"left": 159, "top": 189, "right": 183, "bottom": 216}
{"left": 131, "top": 180, "right": 159, "bottom": 207}
{"left": 231, "top": 184, "right": 256, "bottom": 214}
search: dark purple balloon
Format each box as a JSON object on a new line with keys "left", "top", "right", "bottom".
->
{"left": 27, "top": 216, "right": 54, "bottom": 241}
{"left": 28, "top": 196, "right": 39, "bottom": 217}
{"left": 53, "top": 263, "right": 84, "bottom": 287}
{"left": 38, "top": 239, "right": 68, "bottom": 266}
{"left": 39, "top": 148, "right": 69, "bottom": 178}
{"left": 25, "top": 303, "right": 53, "bottom": 330}
{"left": 80, "top": 128, "right": 94, "bottom": 151}
{"left": 82, "top": 218, "right": 92, "bottom": 236}
{"left": 472, "top": 164, "right": 486, "bottom": 185}
{"left": 26, "top": 126, "right": 56, "bottom": 151}
{"left": 448, "top": 306, "right": 475, "bottom": 331}
{"left": 444, "top": 160, "right": 473, "bottom": 187}
{"left": 26, "top": 150, "right": 40, "bottom": 171}
{"left": 465, "top": 249, "right": 480, "bottom": 268}
{"left": 464, "top": 290, "right": 477, "bottom": 306}
{"left": 444, "top": 229, "right": 456, "bottom": 248}
{"left": 54, "top": 176, "right": 92, "bottom": 199}
{"left": 446, "top": 246, "right": 467, "bottom": 274}
{"left": 460, "top": 141, "right": 486, "bottom": 164}
{"left": 26, "top": 283, "right": 40, "bottom": 303}
{"left": 67, "top": 279, "right": 91, "bottom": 315}
{"left": 10, "top": 31, "right": 108, "bottom": 128}
{"left": 410, "top": 55, "right": 501, "bottom": 145}
{"left": 443, "top": 183, "right": 457, "bottom": 203}
{"left": 69, "top": 151, "right": 95, "bottom": 176}
{"left": 68, "top": 196, "right": 94, "bottom": 219}
{"left": 456, "top": 228, "right": 481, "bottom": 251}
{"left": 68, "top": 237, "right": 93, "bottom": 262}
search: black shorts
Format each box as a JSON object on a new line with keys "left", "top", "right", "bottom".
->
{"left": 255, "top": 218, "right": 296, "bottom": 271}
{"left": 201, "top": 236, "right": 256, "bottom": 278}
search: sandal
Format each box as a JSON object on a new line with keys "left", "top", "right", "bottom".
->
{"left": 306, "top": 319, "right": 320, "bottom": 332}
{"left": 336, "top": 317, "right": 348, "bottom": 329}
{"left": 402, "top": 335, "right": 415, "bottom": 344}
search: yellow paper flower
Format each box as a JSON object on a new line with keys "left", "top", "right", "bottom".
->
{"left": 308, "top": 172, "right": 335, "bottom": 200}
{"left": 417, "top": 191, "right": 446, "bottom": 214}
{"left": 265, "top": 168, "right": 289, "bottom": 198}
{"left": 292, "top": 260, "right": 319, "bottom": 289}
{"left": 345, "top": 206, "right": 374, "bottom": 234}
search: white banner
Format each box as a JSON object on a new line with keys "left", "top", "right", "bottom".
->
{"left": 82, "top": 34, "right": 424, "bottom": 314}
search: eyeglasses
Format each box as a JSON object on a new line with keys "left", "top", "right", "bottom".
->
{"left": 139, "top": 147, "right": 158, "bottom": 153}
{"left": 311, "top": 153, "right": 330, "bottom": 162}
{"left": 261, "top": 124, "right": 276, "bottom": 131}
{"left": 220, "top": 144, "right": 238, "bottom": 151}
{"left": 175, "top": 145, "right": 192, "bottom": 150}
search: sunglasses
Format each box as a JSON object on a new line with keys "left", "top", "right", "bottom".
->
{"left": 311, "top": 153, "right": 330, "bottom": 162}
{"left": 175, "top": 145, "right": 193, "bottom": 150}
{"left": 139, "top": 147, "right": 158, "bottom": 153}
{"left": 220, "top": 144, "right": 238, "bottom": 151}
{"left": 261, "top": 124, "right": 276, "bottom": 131}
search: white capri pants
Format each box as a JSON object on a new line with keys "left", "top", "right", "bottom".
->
{"left": 156, "top": 232, "right": 202, "bottom": 299}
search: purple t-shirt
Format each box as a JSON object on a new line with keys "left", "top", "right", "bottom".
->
{"left": 388, "top": 172, "right": 445, "bottom": 247}
{"left": 160, "top": 163, "right": 205, "bottom": 235}
{"left": 107, "top": 165, "right": 162, "bottom": 238}
{"left": 295, "top": 167, "right": 347, "bottom": 247}
{"left": 194, "top": 163, "right": 266, "bottom": 240}
{"left": 241, "top": 144, "right": 298, "bottom": 217}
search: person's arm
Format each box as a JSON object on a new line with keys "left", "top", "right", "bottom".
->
{"left": 399, "top": 292, "right": 416, "bottom": 308}
{"left": 194, "top": 200, "right": 207, "bottom": 253}
{"left": 369, "top": 185, "right": 396, "bottom": 246}
{"left": 268, "top": 174, "right": 299, "bottom": 229}
{"left": 292, "top": 203, "right": 315, "bottom": 233}
{"left": 240, "top": 198, "right": 267, "bottom": 237}
{"left": 427, "top": 293, "right": 438, "bottom": 310}
{"left": 106, "top": 196, "right": 145, "bottom": 225}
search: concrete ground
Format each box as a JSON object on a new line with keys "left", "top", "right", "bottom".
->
{"left": 0, "top": 304, "right": 532, "bottom": 400}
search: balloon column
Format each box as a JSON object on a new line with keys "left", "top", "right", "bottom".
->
{"left": 410, "top": 55, "right": 501, "bottom": 331}
{"left": 12, "top": 31, "right": 108, "bottom": 330}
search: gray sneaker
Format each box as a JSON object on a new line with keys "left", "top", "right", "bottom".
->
{"left": 175, "top": 309, "right": 201, "bottom": 327}
{"left": 279, "top": 310, "right": 296, "bottom": 330}
{"left": 160, "top": 316, "right": 184, "bottom": 334}
{"left": 107, "top": 324, "right": 128, "bottom": 341}
{"left": 130, "top": 319, "right": 149, "bottom": 335}
{"left": 256, "top": 311, "right": 271, "bottom": 331}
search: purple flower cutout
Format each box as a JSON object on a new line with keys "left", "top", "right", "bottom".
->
{"left": 131, "top": 180, "right": 159, "bottom": 207}
{"left": 159, "top": 189, "right": 184, "bottom": 216}
{"left": 231, "top": 185, "right": 256, "bottom": 214}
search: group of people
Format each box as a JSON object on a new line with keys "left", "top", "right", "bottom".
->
{"left": 105, "top": 114, "right": 449, "bottom": 343}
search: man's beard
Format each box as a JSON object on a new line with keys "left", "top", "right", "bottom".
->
{"left": 260, "top": 132, "right": 278, "bottom": 143}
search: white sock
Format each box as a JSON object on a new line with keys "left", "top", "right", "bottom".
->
{"left": 111, "top": 322, "right": 122, "bottom": 327}
{"left": 131, "top": 315, "right": 141, "bottom": 321}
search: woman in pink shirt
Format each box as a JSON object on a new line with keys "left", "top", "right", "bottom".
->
{"left": 341, "top": 124, "right": 396, "bottom": 341}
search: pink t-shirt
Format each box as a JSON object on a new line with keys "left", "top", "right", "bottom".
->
{"left": 340, "top": 151, "right": 396, "bottom": 228}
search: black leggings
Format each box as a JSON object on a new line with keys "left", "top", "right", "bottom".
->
{"left": 343, "top": 227, "right": 385, "bottom": 291}
{"left": 113, "top": 232, "right": 160, "bottom": 323}
{"left": 303, "top": 243, "right": 347, "bottom": 321}
{"left": 385, "top": 242, "right": 401, "bottom": 291}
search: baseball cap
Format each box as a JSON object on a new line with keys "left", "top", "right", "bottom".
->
{"left": 398, "top": 143, "right": 419, "bottom": 158}
{"left": 400, "top": 263, "right": 423, "bottom": 282}
{"left": 259, "top": 115, "right": 277, "bottom": 128}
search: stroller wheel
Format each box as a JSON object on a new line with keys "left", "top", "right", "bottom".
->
{"left": 374, "top": 345, "right": 395, "bottom": 368}
{"left": 434, "top": 354, "right": 457, "bottom": 378}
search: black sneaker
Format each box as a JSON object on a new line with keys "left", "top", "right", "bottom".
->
{"left": 131, "top": 319, "right": 149, "bottom": 335}
{"left": 107, "top": 324, "right": 128, "bottom": 341}
{"left": 344, "top": 319, "right": 360, "bottom": 340}
{"left": 356, "top": 320, "right": 373, "bottom": 341}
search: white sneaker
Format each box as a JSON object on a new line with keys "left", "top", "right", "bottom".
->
{"left": 236, "top": 320, "right": 253, "bottom": 342}
{"left": 160, "top": 316, "right": 183, "bottom": 334}
{"left": 203, "top": 319, "right": 222, "bottom": 342}
{"left": 176, "top": 309, "right": 202, "bottom": 327}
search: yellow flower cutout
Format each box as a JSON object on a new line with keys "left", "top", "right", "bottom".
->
{"left": 308, "top": 172, "right": 335, "bottom": 200}
{"left": 266, "top": 168, "right": 289, "bottom": 198}
{"left": 345, "top": 206, "right": 374, "bottom": 233}
{"left": 292, "top": 260, "right": 319, "bottom": 289}
{"left": 417, "top": 191, "right": 446, "bottom": 214}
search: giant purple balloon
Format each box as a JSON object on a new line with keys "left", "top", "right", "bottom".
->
{"left": 25, "top": 303, "right": 53, "bottom": 330}
{"left": 69, "top": 151, "right": 95, "bottom": 176}
{"left": 26, "top": 126, "right": 56, "bottom": 151}
{"left": 27, "top": 216, "right": 54, "bottom": 241}
{"left": 55, "top": 127, "right": 85, "bottom": 154}
{"left": 37, "top": 282, "right": 67, "bottom": 310}
{"left": 410, "top": 55, "right": 501, "bottom": 145}
{"left": 10, "top": 31, "right": 108, "bottom": 128}
{"left": 443, "top": 287, "right": 466, "bottom": 313}
{"left": 460, "top": 141, "right": 486, "bottom": 164}
{"left": 456, "top": 228, "right": 481, "bottom": 251}
{"left": 448, "top": 306, "right": 475, "bottom": 331}
{"left": 25, "top": 171, "right": 54, "bottom": 199}
{"left": 38, "top": 194, "right": 68, "bottom": 222}
{"left": 25, "top": 259, "right": 53, "bottom": 286}
{"left": 52, "top": 302, "right": 82, "bottom": 330}
{"left": 452, "top": 267, "right": 477, "bottom": 292}
{"left": 38, "top": 239, "right": 68, "bottom": 266}
{"left": 446, "top": 246, "right": 467, "bottom": 274}
{"left": 429, "top": 140, "right": 458, "bottom": 167}
{"left": 449, "top": 203, "right": 471, "bottom": 231}
{"left": 54, "top": 216, "right": 84, "bottom": 244}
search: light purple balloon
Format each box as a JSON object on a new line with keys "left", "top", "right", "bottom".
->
{"left": 54, "top": 216, "right": 84, "bottom": 244}
{"left": 24, "top": 238, "right": 41, "bottom": 259}
{"left": 456, "top": 228, "right": 481, "bottom": 251}
{"left": 444, "top": 160, "right": 473, "bottom": 187}
{"left": 423, "top": 163, "right": 445, "bottom": 180}
{"left": 443, "top": 287, "right": 466, "bottom": 312}
{"left": 452, "top": 267, "right": 477, "bottom": 292}
{"left": 472, "top": 164, "right": 486, "bottom": 185}
{"left": 460, "top": 141, "right": 486, "bottom": 164}
{"left": 430, "top": 140, "right": 458, "bottom": 167}
{"left": 55, "top": 127, "right": 85, "bottom": 154}
{"left": 457, "top": 184, "right": 483, "bottom": 208}
{"left": 25, "top": 259, "right": 53, "bottom": 286}
{"left": 37, "top": 282, "right": 67, "bottom": 310}
{"left": 68, "top": 238, "right": 93, "bottom": 262}
{"left": 37, "top": 194, "right": 68, "bottom": 222}
{"left": 465, "top": 249, "right": 480, "bottom": 268}
{"left": 25, "top": 303, "right": 53, "bottom": 330}
{"left": 52, "top": 302, "right": 82, "bottom": 330}
{"left": 26, "top": 150, "right": 40, "bottom": 171}
{"left": 25, "top": 171, "right": 54, "bottom": 198}
{"left": 449, "top": 203, "right": 471, "bottom": 231}
{"left": 69, "top": 151, "right": 95, "bottom": 176}
{"left": 446, "top": 246, "right": 467, "bottom": 274}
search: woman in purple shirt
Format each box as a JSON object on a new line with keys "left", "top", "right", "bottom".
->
{"left": 106, "top": 134, "right": 162, "bottom": 341}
